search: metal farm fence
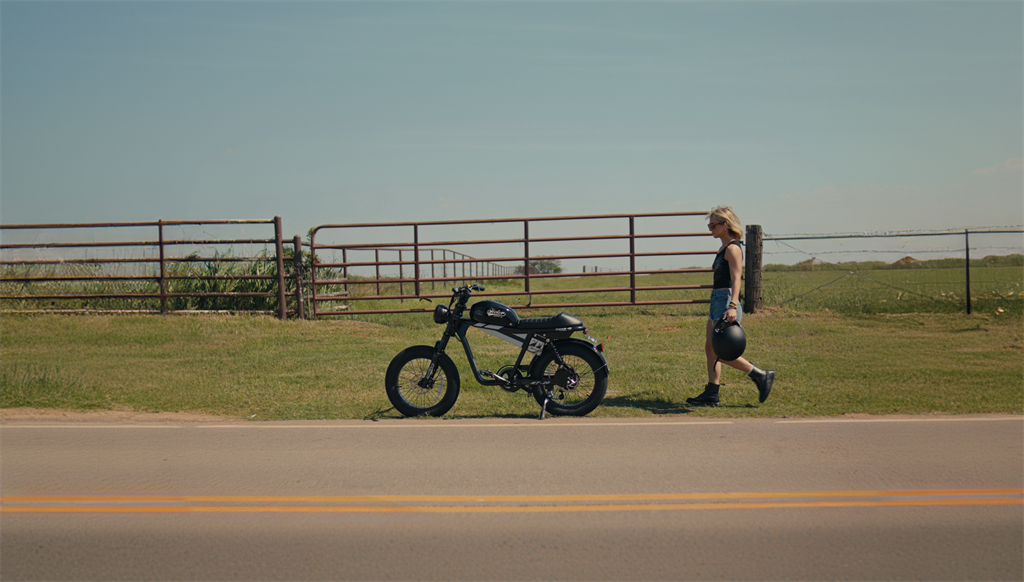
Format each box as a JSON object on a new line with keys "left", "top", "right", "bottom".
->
{"left": 308, "top": 212, "right": 721, "bottom": 316}
{"left": 0, "top": 218, "right": 302, "bottom": 317}
{"left": 3, "top": 216, "right": 1019, "bottom": 319}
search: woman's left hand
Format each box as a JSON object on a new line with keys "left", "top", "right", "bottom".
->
{"left": 725, "top": 307, "right": 737, "bottom": 322}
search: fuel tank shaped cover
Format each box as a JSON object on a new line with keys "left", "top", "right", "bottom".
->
{"left": 469, "top": 300, "right": 520, "bottom": 327}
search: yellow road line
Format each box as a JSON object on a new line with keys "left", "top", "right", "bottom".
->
{"left": 3, "top": 488, "right": 1022, "bottom": 504}
{"left": 3, "top": 489, "right": 1020, "bottom": 514}
{"left": 3, "top": 498, "right": 1020, "bottom": 514}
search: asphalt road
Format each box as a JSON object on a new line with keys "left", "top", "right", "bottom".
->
{"left": 2, "top": 415, "right": 1022, "bottom": 581}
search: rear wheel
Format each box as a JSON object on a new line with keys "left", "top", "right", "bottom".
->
{"left": 530, "top": 342, "right": 608, "bottom": 416}
{"left": 385, "top": 346, "right": 460, "bottom": 417}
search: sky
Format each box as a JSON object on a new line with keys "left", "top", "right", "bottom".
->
{"left": 1, "top": 1, "right": 1022, "bottom": 262}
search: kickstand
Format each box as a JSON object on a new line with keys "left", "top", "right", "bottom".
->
{"left": 539, "top": 394, "right": 550, "bottom": 421}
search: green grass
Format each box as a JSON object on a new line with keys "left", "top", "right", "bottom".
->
{"left": 2, "top": 306, "right": 1021, "bottom": 420}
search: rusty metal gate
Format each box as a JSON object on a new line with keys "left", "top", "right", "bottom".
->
{"left": 0, "top": 217, "right": 295, "bottom": 317}
{"left": 309, "top": 212, "right": 729, "bottom": 316}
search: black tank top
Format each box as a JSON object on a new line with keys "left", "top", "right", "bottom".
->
{"left": 712, "top": 241, "right": 742, "bottom": 290}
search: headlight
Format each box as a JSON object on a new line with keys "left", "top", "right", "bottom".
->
{"left": 433, "top": 305, "right": 450, "bottom": 324}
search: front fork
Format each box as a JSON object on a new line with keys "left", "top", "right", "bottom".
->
{"left": 420, "top": 321, "right": 458, "bottom": 388}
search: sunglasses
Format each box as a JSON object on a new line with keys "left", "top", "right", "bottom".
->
{"left": 708, "top": 221, "right": 725, "bottom": 230}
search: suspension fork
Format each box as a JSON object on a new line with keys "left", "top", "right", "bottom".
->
{"left": 422, "top": 320, "right": 458, "bottom": 383}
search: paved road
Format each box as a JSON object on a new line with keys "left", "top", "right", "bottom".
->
{"left": 2, "top": 415, "right": 1022, "bottom": 581}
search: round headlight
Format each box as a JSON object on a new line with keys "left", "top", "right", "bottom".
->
{"left": 433, "top": 304, "right": 450, "bottom": 324}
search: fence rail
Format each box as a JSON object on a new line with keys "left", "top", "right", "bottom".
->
{"left": 3, "top": 217, "right": 1019, "bottom": 318}
{"left": 309, "top": 212, "right": 719, "bottom": 316}
{"left": 0, "top": 217, "right": 297, "bottom": 317}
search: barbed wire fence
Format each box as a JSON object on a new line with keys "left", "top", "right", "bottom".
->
{"left": 758, "top": 226, "right": 1023, "bottom": 315}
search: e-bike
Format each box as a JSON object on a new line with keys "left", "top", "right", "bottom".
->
{"left": 385, "top": 285, "right": 609, "bottom": 419}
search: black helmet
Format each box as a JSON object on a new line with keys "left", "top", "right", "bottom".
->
{"left": 712, "top": 318, "right": 746, "bottom": 361}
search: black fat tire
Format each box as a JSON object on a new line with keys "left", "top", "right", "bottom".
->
{"left": 530, "top": 342, "right": 608, "bottom": 417}
{"left": 385, "top": 346, "right": 460, "bottom": 417}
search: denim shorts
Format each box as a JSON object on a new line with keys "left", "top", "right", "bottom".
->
{"left": 709, "top": 288, "right": 742, "bottom": 323}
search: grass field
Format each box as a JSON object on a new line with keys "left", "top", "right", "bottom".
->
{"left": 2, "top": 303, "right": 1021, "bottom": 420}
{"left": 3, "top": 258, "right": 1021, "bottom": 420}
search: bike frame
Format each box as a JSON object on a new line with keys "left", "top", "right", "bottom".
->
{"left": 426, "top": 288, "right": 578, "bottom": 390}
{"left": 439, "top": 318, "right": 551, "bottom": 387}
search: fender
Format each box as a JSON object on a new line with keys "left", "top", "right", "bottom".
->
{"left": 528, "top": 338, "right": 609, "bottom": 378}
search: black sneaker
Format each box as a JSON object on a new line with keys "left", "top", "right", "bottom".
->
{"left": 755, "top": 370, "right": 775, "bottom": 403}
{"left": 686, "top": 385, "right": 720, "bottom": 407}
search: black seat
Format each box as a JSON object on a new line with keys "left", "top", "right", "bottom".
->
{"left": 517, "top": 312, "right": 583, "bottom": 330}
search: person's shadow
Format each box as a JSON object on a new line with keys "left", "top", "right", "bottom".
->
{"left": 601, "top": 394, "right": 759, "bottom": 414}
{"left": 599, "top": 394, "right": 694, "bottom": 415}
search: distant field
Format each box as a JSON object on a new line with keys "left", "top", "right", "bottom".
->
{"left": 762, "top": 266, "right": 1022, "bottom": 315}
{"left": 335, "top": 264, "right": 1023, "bottom": 316}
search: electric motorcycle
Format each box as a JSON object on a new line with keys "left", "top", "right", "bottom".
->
{"left": 385, "top": 285, "right": 609, "bottom": 419}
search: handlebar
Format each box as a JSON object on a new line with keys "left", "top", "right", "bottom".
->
{"left": 452, "top": 284, "right": 486, "bottom": 294}
{"left": 449, "top": 284, "right": 485, "bottom": 308}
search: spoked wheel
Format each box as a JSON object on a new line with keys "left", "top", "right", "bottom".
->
{"left": 530, "top": 342, "right": 608, "bottom": 417}
{"left": 385, "top": 346, "right": 460, "bottom": 417}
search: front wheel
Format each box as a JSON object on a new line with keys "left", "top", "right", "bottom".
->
{"left": 530, "top": 342, "right": 608, "bottom": 416}
{"left": 385, "top": 346, "right": 460, "bottom": 417}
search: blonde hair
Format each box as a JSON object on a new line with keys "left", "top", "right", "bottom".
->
{"left": 707, "top": 206, "right": 743, "bottom": 240}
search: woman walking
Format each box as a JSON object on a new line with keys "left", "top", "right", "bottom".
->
{"left": 687, "top": 206, "right": 775, "bottom": 406}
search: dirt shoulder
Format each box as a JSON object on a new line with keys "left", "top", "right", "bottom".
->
{"left": 0, "top": 407, "right": 238, "bottom": 424}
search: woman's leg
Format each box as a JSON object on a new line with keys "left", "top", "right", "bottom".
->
{"left": 723, "top": 356, "right": 753, "bottom": 374}
{"left": 705, "top": 318, "right": 721, "bottom": 384}
{"left": 687, "top": 319, "right": 723, "bottom": 406}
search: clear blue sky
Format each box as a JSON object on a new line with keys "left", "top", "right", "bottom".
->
{"left": 2, "top": 1, "right": 1021, "bottom": 243}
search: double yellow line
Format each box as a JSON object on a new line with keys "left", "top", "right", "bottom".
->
{"left": 3, "top": 489, "right": 1021, "bottom": 514}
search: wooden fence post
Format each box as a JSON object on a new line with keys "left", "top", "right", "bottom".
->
{"left": 744, "top": 224, "right": 763, "bottom": 314}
